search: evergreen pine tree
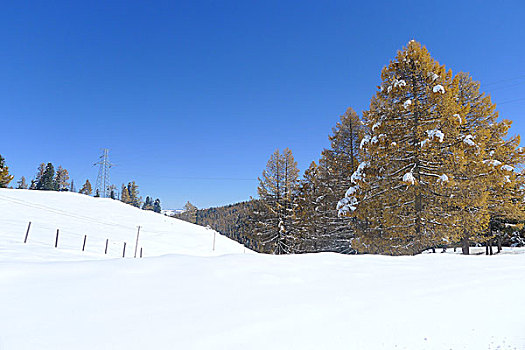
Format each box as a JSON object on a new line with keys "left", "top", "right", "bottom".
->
{"left": 294, "top": 161, "right": 322, "bottom": 252}
{"left": 0, "top": 155, "right": 14, "bottom": 188}
{"left": 16, "top": 176, "right": 28, "bottom": 189}
{"left": 127, "top": 181, "right": 142, "bottom": 208}
{"left": 38, "top": 163, "right": 55, "bottom": 190}
{"left": 339, "top": 41, "right": 468, "bottom": 255}
{"left": 181, "top": 201, "right": 198, "bottom": 223}
{"left": 120, "top": 184, "right": 131, "bottom": 203}
{"left": 153, "top": 198, "right": 161, "bottom": 213}
{"left": 33, "top": 163, "right": 45, "bottom": 189}
{"left": 54, "top": 166, "right": 70, "bottom": 191}
{"left": 255, "top": 148, "right": 299, "bottom": 254}
{"left": 142, "top": 196, "right": 154, "bottom": 210}
{"left": 94, "top": 189, "right": 100, "bottom": 197}
{"left": 109, "top": 185, "right": 116, "bottom": 200}
{"left": 79, "top": 179, "right": 92, "bottom": 195}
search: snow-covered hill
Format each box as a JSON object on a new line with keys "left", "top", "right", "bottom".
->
{"left": 0, "top": 188, "right": 247, "bottom": 262}
{"left": 1, "top": 189, "right": 524, "bottom": 349}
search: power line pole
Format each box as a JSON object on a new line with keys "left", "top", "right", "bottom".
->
{"left": 94, "top": 149, "right": 114, "bottom": 198}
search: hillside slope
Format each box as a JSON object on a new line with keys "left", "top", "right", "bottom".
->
{"left": 0, "top": 189, "right": 247, "bottom": 261}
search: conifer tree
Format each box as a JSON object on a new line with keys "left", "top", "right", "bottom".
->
{"left": 38, "top": 163, "right": 55, "bottom": 190}
{"left": 309, "top": 107, "right": 362, "bottom": 252}
{"left": 339, "top": 41, "right": 469, "bottom": 255}
{"left": 0, "top": 155, "right": 14, "bottom": 188}
{"left": 120, "top": 184, "right": 131, "bottom": 203}
{"left": 153, "top": 198, "right": 161, "bottom": 213}
{"left": 255, "top": 148, "right": 299, "bottom": 254}
{"left": 79, "top": 179, "right": 92, "bottom": 195}
{"left": 142, "top": 196, "right": 154, "bottom": 210}
{"left": 444, "top": 72, "right": 525, "bottom": 254}
{"left": 94, "top": 189, "right": 100, "bottom": 197}
{"left": 33, "top": 163, "right": 45, "bottom": 189}
{"left": 181, "top": 201, "right": 198, "bottom": 223}
{"left": 109, "top": 185, "right": 116, "bottom": 199}
{"left": 294, "top": 161, "right": 322, "bottom": 252}
{"left": 16, "top": 176, "right": 28, "bottom": 189}
{"left": 54, "top": 166, "right": 70, "bottom": 191}
{"left": 127, "top": 181, "right": 142, "bottom": 208}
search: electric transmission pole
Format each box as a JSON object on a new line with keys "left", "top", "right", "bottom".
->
{"left": 94, "top": 149, "right": 114, "bottom": 198}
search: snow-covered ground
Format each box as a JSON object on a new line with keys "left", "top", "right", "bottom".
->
{"left": 1, "top": 189, "right": 524, "bottom": 349}
{"left": 0, "top": 189, "right": 247, "bottom": 262}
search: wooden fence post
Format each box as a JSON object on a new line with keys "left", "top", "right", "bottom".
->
{"left": 140, "top": 247, "right": 143, "bottom": 258}
{"left": 55, "top": 229, "right": 59, "bottom": 248}
{"left": 82, "top": 235, "right": 87, "bottom": 251}
{"left": 134, "top": 226, "right": 141, "bottom": 258}
{"left": 122, "top": 242, "right": 126, "bottom": 258}
{"left": 213, "top": 231, "right": 216, "bottom": 251}
{"left": 105, "top": 239, "right": 109, "bottom": 254}
{"left": 24, "top": 222, "right": 31, "bottom": 243}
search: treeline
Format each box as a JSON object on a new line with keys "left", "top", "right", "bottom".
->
{"left": 255, "top": 41, "right": 525, "bottom": 256}
{"left": 174, "top": 200, "right": 259, "bottom": 248}
{"left": 0, "top": 159, "right": 162, "bottom": 213}
{"left": 177, "top": 41, "right": 525, "bottom": 256}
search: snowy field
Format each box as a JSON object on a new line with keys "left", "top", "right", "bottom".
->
{"left": 1, "top": 189, "right": 524, "bottom": 349}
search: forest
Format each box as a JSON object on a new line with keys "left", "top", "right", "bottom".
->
{"left": 177, "top": 41, "right": 525, "bottom": 256}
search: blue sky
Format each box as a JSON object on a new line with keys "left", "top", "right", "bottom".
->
{"left": 1, "top": 1, "right": 524, "bottom": 209}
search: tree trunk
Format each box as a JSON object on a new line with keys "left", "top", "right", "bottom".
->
{"left": 489, "top": 240, "right": 493, "bottom": 255}
{"left": 497, "top": 235, "right": 502, "bottom": 253}
{"left": 432, "top": 247, "right": 436, "bottom": 253}
{"left": 485, "top": 241, "right": 489, "bottom": 255}
{"left": 461, "top": 234, "right": 469, "bottom": 255}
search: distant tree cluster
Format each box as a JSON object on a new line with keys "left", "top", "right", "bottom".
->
{"left": 2, "top": 158, "right": 163, "bottom": 215}
{"left": 174, "top": 200, "right": 258, "bottom": 248}
{"left": 24, "top": 162, "right": 71, "bottom": 191}
{"left": 120, "top": 181, "right": 161, "bottom": 213}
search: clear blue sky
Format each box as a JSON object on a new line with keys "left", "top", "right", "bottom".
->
{"left": 2, "top": 1, "right": 524, "bottom": 209}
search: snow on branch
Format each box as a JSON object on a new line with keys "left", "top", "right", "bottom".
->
{"left": 360, "top": 135, "right": 371, "bottom": 149}
{"left": 433, "top": 85, "right": 445, "bottom": 94}
{"left": 428, "top": 72, "right": 439, "bottom": 81}
{"left": 351, "top": 161, "right": 370, "bottom": 184}
{"left": 483, "top": 159, "right": 502, "bottom": 167}
{"left": 426, "top": 129, "right": 444, "bottom": 143}
{"left": 437, "top": 174, "right": 449, "bottom": 184}
{"left": 463, "top": 135, "right": 476, "bottom": 147}
{"left": 402, "top": 172, "right": 416, "bottom": 185}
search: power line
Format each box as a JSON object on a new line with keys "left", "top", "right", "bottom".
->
{"left": 498, "top": 96, "right": 525, "bottom": 105}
